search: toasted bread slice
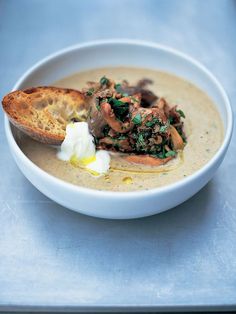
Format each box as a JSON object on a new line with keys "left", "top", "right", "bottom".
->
{"left": 2, "top": 86, "right": 87, "bottom": 145}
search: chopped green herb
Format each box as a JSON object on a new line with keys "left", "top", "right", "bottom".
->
{"left": 131, "top": 97, "right": 139, "bottom": 103}
{"left": 145, "top": 121, "right": 152, "bottom": 127}
{"left": 165, "top": 150, "right": 176, "bottom": 157}
{"left": 145, "top": 117, "right": 159, "bottom": 128}
{"left": 137, "top": 133, "right": 145, "bottom": 146}
{"left": 152, "top": 151, "right": 165, "bottom": 159}
{"left": 177, "top": 109, "right": 185, "bottom": 118}
{"left": 159, "top": 124, "right": 168, "bottom": 133}
{"left": 108, "top": 98, "right": 129, "bottom": 122}
{"left": 86, "top": 88, "right": 94, "bottom": 96}
{"left": 168, "top": 116, "right": 174, "bottom": 124}
{"left": 100, "top": 76, "right": 109, "bottom": 85}
{"left": 143, "top": 130, "right": 152, "bottom": 138}
{"left": 102, "top": 125, "right": 110, "bottom": 136}
{"left": 115, "top": 83, "right": 121, "bottom": 91}
{"left": 115, "top": 83, "right": 129, "bottom": 96}
{"left": 131, "top": 133, "right": 138, "bottom": 139}
{"left": 179, "top": 131, "right": 187, "bottom": 143}
{"left": 108, "top": 98, "right": 125, "bottom": 106}
{"left": 176, "top": 127, "right": 187, "bottom": 143}
{"left": 132, "top": 113, "right": 142, "bottom": 125}
{"left": 95, "top": 98, "right": 103, "bottom": 111}
{"left": 118, "top": 135, "right": 127, "bottom": 140}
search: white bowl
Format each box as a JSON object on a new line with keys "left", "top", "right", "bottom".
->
{"left": 4, "top": 40, "right": 233, "bottom": 219}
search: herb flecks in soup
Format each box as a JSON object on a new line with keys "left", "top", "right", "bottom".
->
{"left": 18, "top": 67, "right": 224, "bottom": 191}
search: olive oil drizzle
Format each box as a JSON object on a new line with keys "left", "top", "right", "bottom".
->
{"left": 69, "top": 151, "right": 184, "bottom": 175}
{"left": 110, "top": 151, "right": 184, "bottom": 175}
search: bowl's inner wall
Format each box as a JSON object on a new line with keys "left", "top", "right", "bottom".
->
{"left": 16, "top": 43, "right": 228, "bottom": 130}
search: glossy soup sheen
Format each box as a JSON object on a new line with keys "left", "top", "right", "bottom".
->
{"left": 18, "top": 67, "right": 224, "bottom": 191}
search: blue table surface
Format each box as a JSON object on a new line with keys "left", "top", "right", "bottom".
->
{"left": 0, "top": 0, "right": 236, "bottom": 312}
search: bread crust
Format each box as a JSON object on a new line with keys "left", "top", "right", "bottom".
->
{"left": 2, "top": 86, "right": 86, "bottom": 145}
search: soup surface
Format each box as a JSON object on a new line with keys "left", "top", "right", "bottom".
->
{"left": 18, "top": 67, "right": 224, "bottom": 191}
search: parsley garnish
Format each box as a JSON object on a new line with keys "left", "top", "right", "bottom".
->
{"left": 145, "top": 117, "right": 159, "bottom": 128}
{"left": 118, "top": 135, "right": 127, "bottom": 140}
{"left": 131, "top": 97, "right": 139, "bottom": 103}
{"left": 100, "top": 76, "right": 109, "bottom": 85}
{"left": 132, "top": 113, "right": 142, "bottom": 125}
{"left": 86, "top": 88, "right": 94, "bottom": 96}
{"left": 102, "top": 125, "right": 110, "bottom": 136}
{"left": 165, "top": 150, "right": 176, "bottom": 157}
{"left": 168, "top": 116, "right": 174, "bottom": 124}
{"left": 115, "top": 83, "right": 122, "bottom": 91}
{"left": 95, "top": 98, "right": 101, "bottom": 111}
{"left": 152, "top": 151, "right": 165, "bottom": 159}
{"left": 159, "top": 124, "right": 168, "bottom": 133}
{"left": 108, "top": 98, "right": 129, "bottom": 122}
{"left": 177, "top": 109, "right": 185, "bottom": 118}
{"left": 137, "top": 133, "right": 145, "bottom": 146}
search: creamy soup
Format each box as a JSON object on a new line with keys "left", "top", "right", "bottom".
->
{"left": 18, "top": 67, "right": 224, "bottom": 191}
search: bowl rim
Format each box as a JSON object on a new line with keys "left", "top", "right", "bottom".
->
{"left": 4, "top": 39, "right": 234, "bottom": 198}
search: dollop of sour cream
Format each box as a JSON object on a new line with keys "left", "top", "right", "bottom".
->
{"left": 57, "top": 122, "right": 110, "bottom": 176}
